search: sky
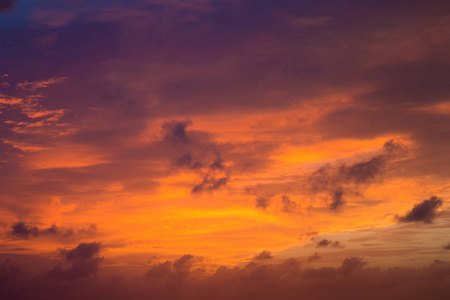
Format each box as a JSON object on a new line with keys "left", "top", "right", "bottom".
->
{"left": 1, "top": 0, "right": 450, "bottom": 299}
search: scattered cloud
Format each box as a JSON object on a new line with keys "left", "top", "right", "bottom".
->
{"left": 308, "top": 139, "right": 405, "bottom": 209}
{"left": 315, "top": 239, "right": 345, "bottom": 248}
{"left": 48, "top": 242, "right": 103, "bottom": 280}
{"left": 255, "top": 197, "right": 270, "bottom": 210}
{"left": 6, "top": 222, "right": 96, "bottom": 240}
{"left": 17, "top": 77, "right": 68, "bottom": 91}
{"left": 253, "top": 250, "right": 273, "bottom": 260}
{"left": 396, "top": 196, "right": 443, "bottom": 224}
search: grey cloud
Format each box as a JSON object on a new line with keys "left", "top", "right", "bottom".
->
{"left": 396, "top": 196, "right": 443, "bottom": 224}
{"left": 191, "top": 176, "right": 228, "bottom": 193}
{"left": 61, "top": 242, "right": 102, "bottom": 262}
{"left": 253, "top": 250, "right": 273, "bottom": 260}
{"left": 315, "top": 239, "right": 344, "bottom": 248}
{"left": 48, "top": 242, "right": 103, "bottom": 280}
{"left": 330, "top": 188, "right": 345, "bottom": 210}
{"left": 308, "top": 140, "right": 404, "bottom": 209}
{"left": 163, "top": 120, "right": 192, "bottom": 145}
{"left": 8, "top": 222, "right": 38, "bottom": 239}
{"left": 255, "top": 197, "right": 270, "bottom": 209}
{"left": 339, "top": 257, "right": 367, "bottom": 275}
{"left": 6, "top": 222, "right": 94, "bottom": 240}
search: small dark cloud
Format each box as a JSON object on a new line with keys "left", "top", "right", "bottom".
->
{"left": 8, "top": 222, "right": 38, "bottom": 239}
{"left": 0, "top": 0, "right": 17, "bottom": 13}
{"left": 329, "top": 188, "right": 345, "bottom": 210}
{"left": 61, "top": 242, "right": 102, "bottom": 262}
{"left": 396, "top": 196, "right": 443, "bottom": 224}
{"left": 49, "top": 242, "right": 103, "bottom": 280}
{"left": 308, "top": 140, "right": 405, "bottom": 209}
{"left": 299, "top": 232, "right": 319, "bottom": 239}
{"left": 444, "top": 242, "right": 450, "bottom": 250}
{"left": 191, "top": 176, "right": 228, "bottom": 193}
{"left": 315, "top": 239, "right": 344, "bottom": 248}
{"left": 339, "top": 256, "right": 367, "bottom": 275}
{"left": 253, "top": 250, "right": 273, "bottom": 260}
{"left": 7, "top": 222, "right": 87, "bottom": 239}
{"left": 306, "top": 252, "right": 321, "bottom": 263}
{"left": 209, "top": 158, "right": 225, "bottom": 170}
{"left": 281, "top": 195, "right": 297, "bottom": 213}
{"left": 173, "top": 254, "right": 195, "bottom": 274}
{"left": 255, "top": 196, "right": 270, "bottom": 209}
{"left": 163, "top": 120, "right": 191, "bottom": 144}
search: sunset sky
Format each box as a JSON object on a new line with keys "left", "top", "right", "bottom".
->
{"left": 1, "top": 0, "right": 450, "bottom": 299}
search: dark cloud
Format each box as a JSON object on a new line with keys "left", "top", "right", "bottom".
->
{"left": 0, "top": 254, "right": 450, "bottom": 299}
{"left": 306, "top": 252, "right": 321, "bottom": 263}
{"left": 281, "top": 195, "right": 297, "bottom": 213}
{"left": 8, "top": 222, "right": 38, "bottom": 239}
{"left": 396, "top": 196, "right": 443, "bottom": 224}
{"left": 48, "top": 242, "right": 103, "bottom": 280}
{"left": 330, "top": 188, "right": 345, "bottom": 210}
{"left": 6, "top": 222, "right": 92, "bottom": 240}
{"left": 443, "top": 243, "right": 450, "bottom": 250}
{"left": 339, "top": 257, "right": 367, "bottom": 275}
{"left": 61, "top": 242, "right": 102, "bottom": 262}
{"left": 308, "top": 140, "right": 404, "bottom": 209}
{"left": 191, "top": 176, "right": 228, "bottom": 193}
{"left": 163, "top": 120, "right": 192, "bottom": 145}
{"left": 255, "top": 196, "right": 270, "bottom": 209}
{"left": 253, "top": 250, "right": 273, "bottom": 260}
{"left": 315, "top": 239, "right": 344, "bottom": 248}
{"left": 0, "top": 0, "right": 17, "bottom": 13}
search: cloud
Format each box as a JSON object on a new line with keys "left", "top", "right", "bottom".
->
{"left": 396, "top": 196, "right": 443, "bottom": 224}
{"left": 191, "top": 176, "right": 228, "bottom": 193}
{"left": 48, "top": 242, "right": 103, "bottom": 280}
{"left": 308, "top": 139, "right": 405, "bottom": 209}
{"left": 281, "top": 195, "right": 297, "bottom": 213}
{"left": 443, "top": 242, "right": 450, "bottom": 250}
{"left": 253, "top": 250, "right": 273, "bottom": 260}
{"left": 0, "top": 0, "right": 17, "bottom": 13}
{"left": 16, "top": 77, "right": 68, "bottom": 91}
{"left": 339, "top": 257, "right": 367, "bottom": 275}
{"left": 60, "top": 242, "right": 102, "bottom": 262}
{"left": 163, "top": 120, "right": 192, "bottom": 145}
{"left": 306, "top": 252, "right": 321, "bottom": 263}
{"left": 255, "top": 196, "right": 270, "bottom": 209}
{"left": 315, "top": 239, "right": 345, "bottom": 248}
{"left": 8, "top": 222, "right": 38, "bottom": 239}
{"left": 6, "top": 222, "right": 93, "bottom": 240}
{"left": 330, "top": 188, "right": 345, "bottom": 210}
{"left": 1, "top": 254, "right": 450, "bottom": 299}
